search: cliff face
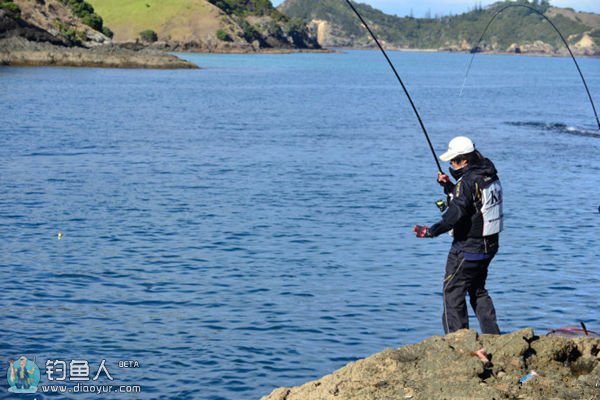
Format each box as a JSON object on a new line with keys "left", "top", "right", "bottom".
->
{"left": 0, "top": 8, "right": 67, "bottom": 44}
{"left": 262, "top": 328, "right": 600, "bottom": 400}
{"left": 13, "top": 0, "right": 109, "bottom": 47}
{"left": 307, "top": 18, "right": 352, "bottom": 48}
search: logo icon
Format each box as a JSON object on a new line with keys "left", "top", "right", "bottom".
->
{"left": 7, "top": 356, "right": 40, "bottom": 393}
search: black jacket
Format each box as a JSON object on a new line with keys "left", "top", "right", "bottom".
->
{"left": 430, "top": 158, "right": 502, "bottom": 254}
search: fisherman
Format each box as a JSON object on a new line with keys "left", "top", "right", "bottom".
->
{"left": 413, "top": 136, "right": 502, "bottom": 335}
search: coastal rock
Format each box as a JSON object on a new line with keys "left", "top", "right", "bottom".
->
{"left": 507, "top": 43, "right": 522, "bottom": 53}
{"left": 459, "top": 39, "right": 471, "bottom": 51}
{"left": 310, "top": 19, "right": 329, "bottom": 47}
{"left": 307, "top": 19, "right": 353, "bottom": 48}
{"left": 0, "top": 37, "right": 198, "bottom": 69}
{"left": 505, "top": 40, "right": 555, "bottom": 55}
{"left": 573, "top": 33, "right": 599, "bottom": 56}
{"left": 261, "top": 328, "right": 600, "bottom": 400}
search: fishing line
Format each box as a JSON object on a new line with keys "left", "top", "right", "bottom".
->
{"left": 344, "top": 0, "right": 443, "bottom": 173}
{"left": 459, "top": 3, "right": 600, "bottom": 130}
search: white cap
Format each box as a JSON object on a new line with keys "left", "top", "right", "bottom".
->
{"left": 440, "top": 136, "right": 475, "bottom": 162}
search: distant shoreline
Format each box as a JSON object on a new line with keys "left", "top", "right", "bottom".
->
{"left": 183, "top": 47, "right": 335, "bottom": 55}
{"left": 3, "top": 39, "right": 597, "bottom": 69}
{"left": 170, "top": 44, "right": 599, "bottom": 58}
{"left": 329, "top": 46, "right": 600, "bottom": 58}
{"left": 166, "top": 45, "right": 587, "bottom": 58}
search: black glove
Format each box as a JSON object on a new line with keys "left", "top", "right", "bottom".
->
{"left": 413, "top": 225, "right": 433, "bottom": 238}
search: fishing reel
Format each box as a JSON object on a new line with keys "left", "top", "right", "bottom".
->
{"left": 435, "top": 199, "right": 447, "bottom": 213}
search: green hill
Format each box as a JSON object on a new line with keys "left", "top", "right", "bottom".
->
{"left": 88, "top": 0, "right": 233, "bottom": 44}
{"left": 278, "top": 0, "right": 600, "bottom": 55}
{"left": 88, "top": 0, "right": 319, "bottom": 50}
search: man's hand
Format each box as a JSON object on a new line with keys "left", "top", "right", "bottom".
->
{"left": 413, "top": 225, "right": 433, "bottom": 238}
{"left": 437, "top": 172, "right": 455, "bottom": 195}
{"left": 437, "top": 172, "right": 451, "bottom": 186}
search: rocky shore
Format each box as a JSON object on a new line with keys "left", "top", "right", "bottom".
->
{"left": 0, "top": 37, "right": 198, "bottom": 69}
{"left": 0, "top": 7, "right": 197, "bottom": 69}
{"left": 140, "top": 40, "right": 333, "bottom": 54}
{"left": 262, "top": 328, "right": 600, "bottom": 400}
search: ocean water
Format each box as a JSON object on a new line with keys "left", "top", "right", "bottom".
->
{"left": 0, "top": 50, "right": 598, "bottom": 399}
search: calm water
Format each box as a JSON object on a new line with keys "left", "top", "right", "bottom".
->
{"left": 1, "top": 51, "right": 599, "bottom": 399}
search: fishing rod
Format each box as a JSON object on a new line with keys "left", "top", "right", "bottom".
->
{"left": 459, "top": 3, "right": 600, "bottom": 130}
{"left": 344, "top": 0, "right": 443, "bottom": 174}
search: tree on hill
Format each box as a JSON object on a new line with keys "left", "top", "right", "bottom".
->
{"left": 59, "top": 0, "right": 109, "bottom": 33}
{"left": 206, "top": 0, "right": 319, "bottom": 49}
{"left": 0, "top": 0, "right": 20, "bottom": 16}
{"left": 139, "top": 29, "right": 158, "bottom": 43}
{"left": 216, "top": 29, "right": 232, "bottom": 41}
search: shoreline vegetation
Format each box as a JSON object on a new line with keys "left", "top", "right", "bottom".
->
{"left": 261, "top": 328, "right": 600, "bottom": 400}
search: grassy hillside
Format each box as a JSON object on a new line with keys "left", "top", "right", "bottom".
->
{"left": 87, "top": 0, "right": 234, "bottom": 43}
{"left": 279, "top": 0, "right": 599, "bottom": 54}
{"left": 88, "top": 0, "right": 319, "bottom": 49}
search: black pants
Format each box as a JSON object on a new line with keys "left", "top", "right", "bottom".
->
{"left": 442, "top": 248, "right": 500, "bottom": 334}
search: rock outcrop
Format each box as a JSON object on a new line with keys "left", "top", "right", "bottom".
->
{"left": 307, "top": 19, "right": 353, "bottom": 48}
{"left": 0, "top": 36, "right": 197, "bottom": 68}
{"left": 506, "top": 40, "right": 556, "bottom": 55}
{"left": 0, "top": 7, "right": 67, "bottom": 45}
{"left": 573, "top": 33, "right": 599, "bottom": 56}
{"left": 0, "top": 8, "right": 197, "bottom": 68}
{"left": 262, "top": 328, "right": 600, "bottom": 400}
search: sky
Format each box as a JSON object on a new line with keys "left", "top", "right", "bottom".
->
{"left": 272, "top": 0, "right": 600, "bottom": 18}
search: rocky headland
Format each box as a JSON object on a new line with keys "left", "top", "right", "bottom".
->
{"left": 262, "top": 328, "right": 600, "bottom": 400}
{"left": 0, "top": 5, "right": 197, "bottom": 69}
{"left": 0, "top": 36, "right": 197, "bottom": 68}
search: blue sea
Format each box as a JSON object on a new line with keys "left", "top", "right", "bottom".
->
{"left": 1, "top": 50, "right": 599, "bottom": 399}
